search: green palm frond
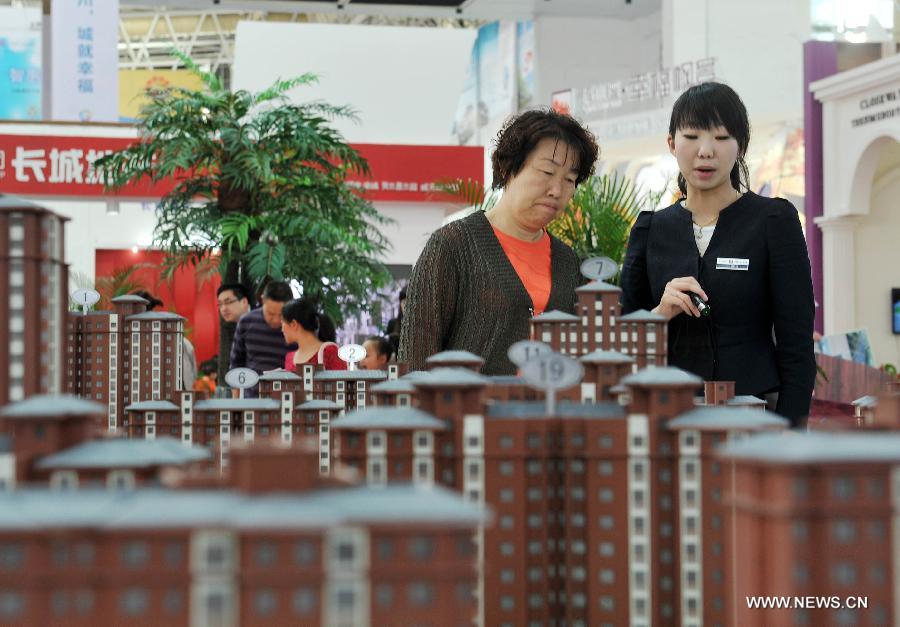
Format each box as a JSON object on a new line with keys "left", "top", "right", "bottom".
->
{"left": 548, "top": 172, "right": 659, "bottom": 284}
{"left": 91, "top": 50, "right": 392, "bottom": 325}
{"left": 434, "top": 178, "right": 499, "bottom": 212}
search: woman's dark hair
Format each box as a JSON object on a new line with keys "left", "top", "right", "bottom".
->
{"left": 491, "top": 108, "right": 599, "bottom": 190}
{"left": 365, "top": 335, "right": 395, "bottom": 361}
{"left": 281, "top": 298, "right": 337, "bottom": 342}
{"left": 668, "top": 82, "right": 751, "bottom": 196}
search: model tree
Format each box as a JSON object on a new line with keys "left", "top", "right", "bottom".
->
{"left": 95, "top": 51, "right": 392, "bottom": 382}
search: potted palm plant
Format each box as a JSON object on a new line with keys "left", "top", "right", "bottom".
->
{"left": 548, "top": 172, "right": 661, "bottom": 283}
{"left": 95, "top": 51, "right": 392, "bottom": 380}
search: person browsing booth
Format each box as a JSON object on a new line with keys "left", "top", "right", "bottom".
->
{"left": 400, "top": 109, "right": 599, "bottom": 374}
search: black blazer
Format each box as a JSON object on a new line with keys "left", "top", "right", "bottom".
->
{"left": 620, "top": 192, "right": 816, "bottom": 425}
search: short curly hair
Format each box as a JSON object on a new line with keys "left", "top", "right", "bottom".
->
{"left": 491, "top": 109, "right": 599, "bottom": 190}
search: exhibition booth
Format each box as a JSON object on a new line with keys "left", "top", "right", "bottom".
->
{"left": 0, "top": 122, "right": 483, "bottom": 361}
{"left": 811, "top": 53, "right": 900, "bottom": 367}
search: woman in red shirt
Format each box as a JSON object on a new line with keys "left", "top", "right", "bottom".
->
{"left": 281, "top": 298, "right": 347, "bottom": 371}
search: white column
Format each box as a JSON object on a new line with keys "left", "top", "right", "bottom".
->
{"left": 108, "top": 314, "right": 119, "bottom": 432}
{"left": 891, "top": 466, "right": 900, "bottom": 627}
{"left": 628, "top": 413, "right": 651, "bottom": 627}
{"left": 181, "top": 392, "right": 193, "bottom": 444}
{"left": 678, "top": 430, "right": 702, "bottom": 627}
{"left": 462, "top": 415, "right": 485, "bottom": 627}
{"left": 815, "top": 215, "right": 861, "bottom": 335}
{"left": 281, "top": 392, "right": 293, "bottom": 444}
{"left": 324, "top": 527, "right": 370, "bottom": 627}
{"left": 319, "top": 410, "right": 332, "bottom": 476}
{"left": 130, "top": 322, "right": 141, "bottom": 403}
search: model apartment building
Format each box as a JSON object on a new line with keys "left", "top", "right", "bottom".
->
{"left": 0, "top": 393, "right": 485, "bottom": 627}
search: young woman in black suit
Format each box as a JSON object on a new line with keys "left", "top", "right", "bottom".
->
{"left": 620, "top": 82, "right": 816, "bottom": 427}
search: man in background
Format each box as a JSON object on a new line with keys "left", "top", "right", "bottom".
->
{"left": 216, "top": 283, "right": 252, "bottom": 386}
{"left": 229, "top": 281, "right": 296, "bottom": 397}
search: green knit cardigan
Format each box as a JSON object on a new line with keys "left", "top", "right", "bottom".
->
{"left": 399, "top": 211, "right": 582, "bottom": 374}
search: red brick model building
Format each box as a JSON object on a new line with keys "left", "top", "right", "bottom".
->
{"left": 329, "top": 363, "right": 802, "bottom": 627}
{"left": 0, "top": 394, "right": 486, "bottom": 627}
{"left": 719, "top": 430, "right": 900, "bottom": 627}
{"left": 667, "top": 406, "right": 788, "bottom": 627}
{"left": 66, "top": 294, "right": 185, "bottom": 432}
{"left": 0, "top": 195, "right": 68, "bottom": 405}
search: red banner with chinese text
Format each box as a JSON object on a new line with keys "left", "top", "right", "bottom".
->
{"left": 0, "top": 133, "right": 484, "bottom": 202}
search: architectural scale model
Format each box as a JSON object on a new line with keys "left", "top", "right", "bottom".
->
{"left": 2, "top": 193, "right": 898, "bottom": 627}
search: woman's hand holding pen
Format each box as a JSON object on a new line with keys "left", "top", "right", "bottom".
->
{"left": 652, "top": 276, "right": 709, "bottom": 320}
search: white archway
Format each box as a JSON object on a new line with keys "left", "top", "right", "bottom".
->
{"left": 812, "top": 54, "right": 900, "bottom": 336}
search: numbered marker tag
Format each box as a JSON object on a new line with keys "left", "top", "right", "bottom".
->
{"left": 520, "top": 353, "right": 584, "bottom": 391}
{"left": 508, "top": 340, "right": 553, "bottom": 368}
{"left": 225, "top": 367, "right": 259, "bottom": 390}
{"left": 71, "top": 288, "right": 100, "bottom": 315}
{"left": 580, "top": 256, "right": 617, "bottom": 282}
{"left": 338, "top": 344, "right": 366, "bottom": 370}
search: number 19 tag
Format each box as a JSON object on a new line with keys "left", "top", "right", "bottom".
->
{"left": 520, "top": 352, "right": 584, "bottom": 416}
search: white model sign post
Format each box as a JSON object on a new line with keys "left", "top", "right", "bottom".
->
{"left": 225, "top": 367, "right": 259, "bottom": 399}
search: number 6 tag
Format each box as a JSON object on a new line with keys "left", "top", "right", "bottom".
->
{"left": 225, "top": 367, "right": 260, "bottom": 399}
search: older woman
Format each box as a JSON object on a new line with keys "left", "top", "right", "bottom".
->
{"left": 400, "top": 109, "right": 599, "bottom": 374}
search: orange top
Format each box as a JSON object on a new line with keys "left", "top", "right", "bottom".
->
{"left": 492, "top": 226, "right": 552, "bottom": 315}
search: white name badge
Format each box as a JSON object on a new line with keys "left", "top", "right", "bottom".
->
{"left": 716, "top": 257, "right": 750, "bottom": 271}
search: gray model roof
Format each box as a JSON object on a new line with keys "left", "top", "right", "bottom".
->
{"left": 111, "top": 295, "right": 150, "bottom": 304}
{"left": 314, "top": 370, "right": 388, "bottom": 382}
{"left": 575, "top": 280, "right": 621, "bottom": 293}
{"left": 0, "top": 394, "right": 105, "bottom": 419}
{"left": 852, "top": 395, "right": 879, "bottom": 408}
{"left": 727, "top": 395, "right": 768, "bottom": 407}
{"left": 425, "top": 350, "right": 484, "bottom": 364}
{"left": 370, "top": 379, "right": 417, "bottom": 393}
{"left": 489, "top": 375, "right": 527, "bottom": 386}
{"left": 580, "top": 350, "right": 635, "bottom": 364}
{"left": 621, "top": 367, "right": 703, "bottom": 387}
{"left": 400, "top": 371, "right": 431, "bottom": 381}
{"left": 619, "top": 309, "right": 667, "bottom": 322}
{"left": 718, "top": 431, "right": 900, "bottom": 464}
{"left": 332, "top": 407, "right": 446, "bottom": 430}
{"left": 0, "top": 193, "right": 45, "bottom": 210}
{"left": 259, "top": 370, "right": 302, "bottom": 382}
{"left": 194, "top": 399, "right": 281, "bottom": 411}
{"left": 124, "top": 400, "right": 180, "bottom": 411}
{"left": 36, "top": 437, "right": 210, "bottom": 470}
{"left": 668, "top": 407, "right": 788, "bottom": 431}
{"left": 486, "top": 400, "right": 624, "bottom": 420}
{"left": 296, "top": 400, "right": 344, "bottom": 411}
{"left": 531, "top": 310, "right": 580, "bottom": 323}
{"left": 0, "top": 484, "right": 486, "bottom": 530}
{"left": 125, "top": 311, "right": 186, "bottom": 321}
{"left": 412, "top": 367, "right": 492, "bottom": 388}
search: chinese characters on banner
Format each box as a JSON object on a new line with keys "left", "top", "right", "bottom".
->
{"left": 574, "top": 58, "right": 717, "bottom": 117}
{"left": 50, "top": 0, "right": 119, "bottom": 122}
{"left": 0, "top": 134, "right": 484, "bottom": 202}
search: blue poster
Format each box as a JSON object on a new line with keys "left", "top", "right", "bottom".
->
{"left": 0, "top": 8, "right": 42, "bottom": 120}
